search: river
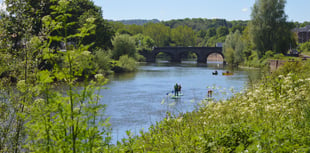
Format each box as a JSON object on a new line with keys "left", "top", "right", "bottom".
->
{"left": 99, "top": 61, "right": 261, "bottom": 144}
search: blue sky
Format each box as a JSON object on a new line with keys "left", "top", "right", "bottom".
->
{"left": 0, "top": 0, "right": 308, "bottom": 22}
{"left": 97, "top": 0, "right": 310, "bottom": 22}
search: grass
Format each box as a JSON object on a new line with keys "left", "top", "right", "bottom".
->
{"left": 301, "top": 51, "right": 310, "bottom": 57}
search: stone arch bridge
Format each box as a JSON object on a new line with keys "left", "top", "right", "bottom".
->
{"left": 139, "top": 47, "right": 224, "bottom": 63}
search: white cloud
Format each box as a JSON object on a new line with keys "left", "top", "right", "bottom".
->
{"left": 242, "top": 8, "right": 248, "bottom": 12}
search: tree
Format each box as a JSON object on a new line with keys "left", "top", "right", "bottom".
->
{"left": 143, "top": 23, "right": 170, "bottom": 47}
{"left": 111, "top": 34, "right": 137, "bottom": 60}
{"left": 3, "top": 0, "right": 113, "bottom": 51}
{"left": 230, "top": 25, "right": 245, "bottom": 33}
{"left": 223, "top": 30, "right": 245, "bottom": 66}
{"left": 127, "top": 24, "right": 144, "bottom": 35}
{"left": 216, "top": 26, "right": 229, "bottom": 37}
{"left": 249, "top": 0, "right": 295, "bottom": 58}
{"left": 298, "top": 40, "right": 310, "bottom": 53}
{"left": 134, "top": 34, "right": 155, "bottom": 50}
{"left": 206, "top": 28, "right": 216, "bottom": 38}
{"left": 0, "top": 0, "right": 111, "bottom": 152}
{"left": 170, "top": 25, "right": 196, "bottom": 46}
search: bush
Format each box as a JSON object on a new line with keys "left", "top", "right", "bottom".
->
{"left": 298, "top": 41, "right": 310, "bottom": 53}
{"left": 111, "top": 34, "right": 137, "bottom": 60}
{"left": 94, "top": 49, "right": 113, "bottom": 74}
{"left": 111, "top": 55, "right": 137, "bottom": 73}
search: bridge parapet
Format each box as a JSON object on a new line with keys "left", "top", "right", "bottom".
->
{"left": 140, "top": 47, "right": 223, "bottom": 63}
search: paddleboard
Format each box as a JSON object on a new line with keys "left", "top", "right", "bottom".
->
{"left": 171, "top": 95, "right": 181, "bottom": 99}
{"left": 170, "top": 93, "right": 183, "bottom": 99}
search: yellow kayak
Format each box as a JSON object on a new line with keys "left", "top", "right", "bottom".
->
{"left": 222, "top": 72, "right": 233, "bottom": 75}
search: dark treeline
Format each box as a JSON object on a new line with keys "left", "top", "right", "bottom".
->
{"left": 109, "top": 18, "right": 249, "bottom": 48}
{"left": 109, "top": 19, "right": 160, "bottom": 25}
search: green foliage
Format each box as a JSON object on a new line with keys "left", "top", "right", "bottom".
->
{"left": 243, "top": 51, "right": 262, "bottom": 67}
{"left": 133, "top": 34, "right": 155, "bottom": 50}
{"left": 204, "top": 36, "right": 219, "bottom": 47}
{"left": 216, "top": 26, "right": 229, "bottom": 37}
{"left": 110, "top": 18, "right": 249, "bottom": 48}
{"left": 143, "top": 23, "right": 170, "bottom": 47}
{"left": 224, "top": 47, "right": 235, "bottom": 65}
{"left": 273, "top": 53, "right": 285, "bottom": 59}
{"left": 111, "top": 34, "right": 137, "bottom": 60}
{"left": 94, "top": 49, "right": 113, "bottom": 75}
{"left": 249, "top": 0, "right": 296, "bottom": 57}
{"left": 197, "top": 29, "right": 207, "bottom": 38}
{"left": 264, "top": 50, "right": 275, "bottom": 58}
{"left": 0, "top": 0, "right": 112, "bottom": 152}
{"left": 206, "top": 27, "right": 216, "bottom": 38}
{"left": 170, "top": 25, "right": 196, "bottom": 46}
{"left": 298, "top": 40, "right": 310, "bottom": 53}
{"left": 126, "top": 24, "right": 144, "bottom": 35}
{"left": 25, "top": 70, "right": 111, "bottom": 153}
{"left": 224, "top": 30, "right": 245, "bottom": 66}
{"left": 112, "top": 55, "right": 137, "bottom": 73}
{"left": 3, "top": 0, "right": 113, "bottom": 51}
{"left": 230, "top": 24, "right": 246, "bottom": 33}
{"left": 163, "top": 18, "right": 246, "bottom": 32}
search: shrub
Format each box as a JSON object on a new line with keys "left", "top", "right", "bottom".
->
{"left": 111, "top": 34, "right": 137, "bottom": 60}
{"left": 112, "top": 55, "right": 137, "bottom": 73}
{"left": 94, "top": 49, "right": 112, "bottom": 74}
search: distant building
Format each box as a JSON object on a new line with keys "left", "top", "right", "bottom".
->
{"left": 293, "top": 25, "right": 310, "bottom": 43}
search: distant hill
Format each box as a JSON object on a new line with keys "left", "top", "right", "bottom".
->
{"left": 162, "top": 18, "right": 249, "bottom": 31}
{"left": 108, "top": 19, "right": 160, "bottom": 25}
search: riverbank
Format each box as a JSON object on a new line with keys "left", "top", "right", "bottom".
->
{"left": 108, "top": 60, "right": 310, "bottom": 152}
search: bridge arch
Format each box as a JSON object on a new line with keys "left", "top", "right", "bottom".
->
{"left": 139, "top": 47, "right": 224, "bottom": 63}
{"left": 206, "top": 52, "right": 225, "bottom": 62}
{"left": 153, "top": 50, "right": 175, "bottom": 62}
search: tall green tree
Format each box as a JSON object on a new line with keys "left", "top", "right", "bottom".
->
{"left": 223, "top": 30, "right": 245, "bottom": 66}
{"left": 3, "top": 0, "right": 113, "bottom": 50}
{"left": 216, "top": 26, "right": 229, "bottom": 37}
{"left": 134, "top": 34, "right": 155, "bottom": 50}
{"left": 72, "top": 0, "right": 114, "bottom": 50}
{"left": 206, "top": 27, "right": 216, "bottom": 38}
{"left": 0, "top": 0, "right": 112, "bottom": 152}
{"left": 170, "top": 25, "right": 196, "bottom": 46}
{"left": 249, "top": 0, "right": 295, "bottom": 57}
{"left": 143, "top": 23, "right": 170, "bottom": 47}
{"left": 111, "top": 34, "right": 137, "bottom": 60}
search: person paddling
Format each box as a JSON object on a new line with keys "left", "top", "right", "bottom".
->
{"left": 174, "top": 83, "right": 179, "bottom": 96}
{"left": 208, "top": 89, "right": 213, "bottom": 97}
{"left": 178, "top": 84, "right": 182, "bottom": 95}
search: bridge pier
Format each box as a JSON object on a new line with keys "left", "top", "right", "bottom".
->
{"left": 197, "top": 56, "right": 207, "bottom": 63}
{"left": 171, "top": 54, "right": 182, "bottom": 63}
{"left": 139, "top": 50, "right": 156, "bottom": 62}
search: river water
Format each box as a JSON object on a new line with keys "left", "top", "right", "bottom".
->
{"left": 99, "top": 61, "right": 260, "bottom": 144}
